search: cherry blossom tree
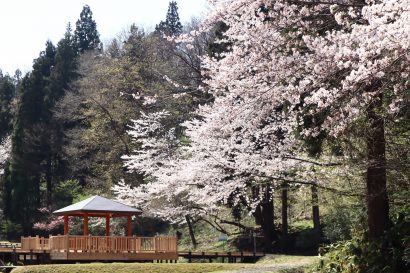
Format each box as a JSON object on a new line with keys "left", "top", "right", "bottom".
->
{"left": 196, "top": 0, "right": 410, "bottom": 238}
{"left": 116, "top": 0, "right": 410, "bottom": 241}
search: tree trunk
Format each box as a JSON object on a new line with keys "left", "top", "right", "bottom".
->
{"left": 281, "top": 182, "right": 288, "bottom": 236}
{"left": 185, "top": 215, "right": 197, "bottom": 249}
{"left": 253, "top": 186, "right": 276, "bottom": 250}
{"left": 366, "top": 93, "right": 389, "bottom": 238}
{"left": 46, "top": 156, "right": 52, "bottom": 207}
{"left": 261, "top": 187, "right": 275, "bottom": 242}
{"left": 311, "top": 185, "right": 320, "bottom": 232}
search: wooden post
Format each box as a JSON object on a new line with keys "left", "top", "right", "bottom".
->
{"left": 66, "top": 234, "right": 69, "bottom": 253}
{"left": 35, "top": 235, "right": 39, "bottom": 250}
{"left": 84, "top": 213, "right": 89, "bottom": 236}
{"left": 106, "top": 215, "right": 110, "bottom": 236}
{"left": 12, "top": 247, "right": 17, "bottom": 265}
{"left": 64, "top": 215, "right": 69, "bottom": 235}
{"left": 127, "top": 215, "right": 132, "bottom": 236}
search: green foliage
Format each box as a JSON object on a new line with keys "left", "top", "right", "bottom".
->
{"left": 290, "top": 220, "right": 314, "bottom": 232}
{"left": 155, "top": 1, "right": 183, "bottom": 36}
{"left": 311, "top": 210, "right": 410, "bottom": 273}
{"left": 52, "top": 179, "right": 83, "bottom": 208}
{"left": 5, "top": 41, "right": 57, "bottom": 230}
{"left": 322, "top": 203, "right": 366, "bottom": 243}
{"left": 3, "top": 20, "right": 79, "bottom": 233}
{"left": 74, "top": 5, "right": 100, "bottom": 53}
{"left": 0, "top": 75, "right": 15, "bottom": 139}
{"left": 294, "top": 228, "right": 320, "bottom": 251}
{"left": 1, "top": 219, "right": 22, "bottom": 240}
{"left": 206, "top": 21, "right": 231, "bottom": 60}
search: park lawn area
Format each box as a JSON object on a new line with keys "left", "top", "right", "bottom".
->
{"left": 11, "top": 262, "right": 250, "bottom": 273}
{"left": 11, "top": 255, "right": 318, "bottom": 273}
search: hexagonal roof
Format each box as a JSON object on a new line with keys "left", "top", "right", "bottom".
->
{"left": 53, "top": 195, "right": 140, "bottom": 215}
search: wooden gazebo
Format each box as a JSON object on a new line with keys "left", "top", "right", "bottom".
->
{"left": 19, "top": 196, "right": 178, "bottom": 262}
{"left": 53, "top": 195, "right": 140, "bottom": 237}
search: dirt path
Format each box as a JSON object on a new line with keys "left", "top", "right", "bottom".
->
{"left": 216, "top": 255, "right": 317, "bottom": 273}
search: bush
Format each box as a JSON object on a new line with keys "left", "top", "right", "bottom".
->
{"left": 322, "top": 202, "right": 365, "bottom": 243}
{"left": 311, "top": 210, "right": 410, "bottom": 273}
{"left": 294, "top": 228, "right": 320, "bottom": 251}
{"left": 1, "top": 219, "right": 22, "bottom": 240}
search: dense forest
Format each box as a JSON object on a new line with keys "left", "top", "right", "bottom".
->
{"left": 0, "top": 1, "right": 409, "bottom": 272}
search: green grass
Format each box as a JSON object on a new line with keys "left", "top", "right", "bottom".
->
{"left": 256, "top": 255, "right": 317, "bottom": 265}
{"left": 175, "top": 220, "right": 238, "bottom": 252}
{"left": 289, "top": 220, "right": 314, "bottom": 232}
{"left": 11, "top": 255, "right": 318, "bottom": 273}
{"left": 11, "top": 263, "right": 249, "bottom": 273}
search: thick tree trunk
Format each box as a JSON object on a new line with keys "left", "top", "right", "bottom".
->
{"left": 185, "top": 215, "right": 198, "bottom": 249}
{"left": 253, "top": 186, "right": 276, "bottom": 249}
{"left": 311, "top": 185, "right": 320, "bottom": 231}
{"left": 281, "top": 182, "right": 288, "bottom": 236}
{"left": 366, "top": 93, "right": 389, "bottom": 238}
{"left": 261, "top": 187, "right": 275, "bottom": 242}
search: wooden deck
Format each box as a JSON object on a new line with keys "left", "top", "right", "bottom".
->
{"left": 1, "top": 237, "right": 264, "bottom": 264}
{"left": 19, "top": 235, "right": 178, "bottom": 261}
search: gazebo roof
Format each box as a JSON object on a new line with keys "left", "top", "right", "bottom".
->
{"left": 53, "top": 195, "right": 140, "bottom": 215}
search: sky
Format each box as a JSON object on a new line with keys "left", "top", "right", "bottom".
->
{"left": 0, "top": 0, "right": 209, "bottom": 75}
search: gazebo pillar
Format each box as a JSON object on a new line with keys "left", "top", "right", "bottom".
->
{"left": 63, "top": 215, "right": 69, "bottom": 235}
{"left": 127, "top": 215, "right": 132, "bottom": 236}
{"left": 84, "top": 213, "right": 89, "bottom": 236}
{"left": 106, "top": 215, "right": 110, "bottom": 236}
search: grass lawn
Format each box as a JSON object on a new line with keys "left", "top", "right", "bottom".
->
{"left": 11, "top": 255, "right": 318, "bottom": 273}
{"left": 11, "top": 263, "right": 249, "bottom": 273}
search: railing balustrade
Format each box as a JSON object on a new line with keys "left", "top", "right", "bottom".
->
{"left": 22, "top": 235, "right": 177, "bottom": 254}
{"left": 21, "top": 236, "right": 50, "bottom": 250}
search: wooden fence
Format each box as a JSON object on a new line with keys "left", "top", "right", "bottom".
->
{"left": 21, "top": 235, "right": 177, "bottom": 254}
{"left": 21, "top": 236, "right": 49, "bottom": 250}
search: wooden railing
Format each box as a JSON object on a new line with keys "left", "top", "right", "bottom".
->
{"left": 22, "top": 235, "right": 177, "bottom": 253}
{"left": 21, "top": 236, "right": 49, "bottom": 250}
{"left": 0, "top": 242, "right": 21, "bottom": 249}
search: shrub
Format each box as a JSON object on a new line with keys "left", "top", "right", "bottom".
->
{"left": 1, "top": 219, "right": 22, "bottom": 240}
{"left": 311, "top": 209, "right": 410, "bottom": 273}
{"left": 322, "top": 202, "right": 365, "bottom": 243}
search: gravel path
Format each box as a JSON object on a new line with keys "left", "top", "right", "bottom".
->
{"left": 218, "top": 256, "right": 315, "bottom": 273}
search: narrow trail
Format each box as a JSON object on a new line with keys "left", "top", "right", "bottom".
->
{"left": 216, "top": 255, "right": 317, "bottom": 273}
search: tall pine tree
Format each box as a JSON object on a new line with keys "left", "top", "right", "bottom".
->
{"left": 74, "top": 5, "right": 100, "bottom": 53}
{"left": 44, "top": 24, "right": 79, "bottom": 206}
{"left": 6, "top": 41, "right": 56, "bottom": 232}
{"left": 155, "top": 1, "right": 183, "bottom": 36}
{"left": 0, "top": 75, "right": 15, "bottom": 140}
{"left": 4, "top": 26, "right": 79, "bottom": 233}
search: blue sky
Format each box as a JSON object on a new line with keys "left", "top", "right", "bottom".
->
{"left": 0, "top": 0, "right": 209, "bottom": 75}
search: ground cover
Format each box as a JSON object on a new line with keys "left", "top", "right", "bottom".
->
{"left": 11, "top": 255, "right": 317, "bottom": 273}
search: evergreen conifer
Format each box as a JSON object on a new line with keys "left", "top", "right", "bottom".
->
{"left": 155, "top": 1, "right": 183, "bottom": 36}
{"left": 74, "top": 5, "right": 100, "bottom": 53}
